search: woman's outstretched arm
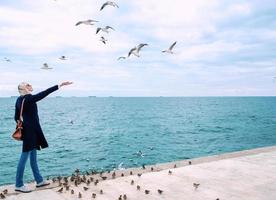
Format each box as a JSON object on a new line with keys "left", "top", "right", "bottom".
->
{"left": 25, "top": 82, "right": 73, "bottom": 103}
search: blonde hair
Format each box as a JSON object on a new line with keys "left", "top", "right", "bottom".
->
{"left": 18, "top": 82, "right": 31, "bottom": 96}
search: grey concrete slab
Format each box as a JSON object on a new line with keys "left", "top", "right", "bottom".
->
{"left": 1, "top": 146, "right": 276, "bottom": 200}
{"left": 5, "top": 189, "right": 67, "bottom": 200}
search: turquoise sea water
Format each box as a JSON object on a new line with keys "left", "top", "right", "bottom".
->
{"left": 0, "top": 97, "right": 276, "bottom": 185}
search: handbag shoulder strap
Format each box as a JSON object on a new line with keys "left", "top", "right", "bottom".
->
{"left": 19, "top": 98, "right": 25, "bottom": 122}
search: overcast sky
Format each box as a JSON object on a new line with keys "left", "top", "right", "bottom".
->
{"left": 0, "top": 0, "right": 275, "bottom": 97}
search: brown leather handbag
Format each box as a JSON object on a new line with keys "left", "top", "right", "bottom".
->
{"left": 12, "top": 98, "right": 25, "bottom": 141}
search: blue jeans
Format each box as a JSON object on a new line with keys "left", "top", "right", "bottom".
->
{"left": 15, "top": 149, "right": 43, "bottom": 187}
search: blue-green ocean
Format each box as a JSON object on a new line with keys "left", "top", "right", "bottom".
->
{"left": 0, "top": 97, "right": 276, "bottom": 185}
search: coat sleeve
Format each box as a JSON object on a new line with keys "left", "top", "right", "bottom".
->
{"left": 25, "top": 85, "right": 59, "bottom": 103}
{"left": 14, "top": 102, "right": 19, "bottom": 122}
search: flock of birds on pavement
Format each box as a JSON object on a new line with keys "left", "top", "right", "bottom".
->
{"left": 1, "top": 1, "right": 178, "bottom": 71}
{"left": 0, "top": 161, "right": 219, "bottom": 200}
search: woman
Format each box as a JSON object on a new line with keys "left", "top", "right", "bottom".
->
{"left": 14, "top": 81, "right": 73, "bottom": 193}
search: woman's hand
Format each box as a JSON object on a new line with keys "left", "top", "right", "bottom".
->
{"left": 60, "top": 81, "right": 73, "bottom": 88}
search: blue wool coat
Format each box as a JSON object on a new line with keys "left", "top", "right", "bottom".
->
{"left": 14, "top": 85, "right": 59, "bottom": 152}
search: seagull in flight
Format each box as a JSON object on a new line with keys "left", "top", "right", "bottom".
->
{"left": 59, "top": 56, "right": 67, "bottom": 60}
{"left": 100, "top": 1, "right": 119, "bottom": 11}
{"left": 96, "top": 26, "right": 115, "bottom": 34}
{"left": 4, "top": 57, "right": 11, "bottom": 62}
{"left": 75, "top": 19, "right": 98, "bottom": 26}
{"left": 117, "top": 56, "right": 126, "bottom": 60}
{"left": 162, "top": 41, "right": 177, "bottom": 54}
{"left": 128, "top": 43, "right": 148, "bottom": 57}
{"left": 100, "top": 36, "right": 107, "bottom": 44}
{"left": 41, "top": 63, "right": 53, "bottom": 70}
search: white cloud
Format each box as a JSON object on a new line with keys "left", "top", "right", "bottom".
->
{"left": 0, "top": 0, "right": 135, "bottom": 55}
{"left": 220, "top": 2, "right": 252, "bottom": 19}
{"left": 0, "top": 0, "right": 275, "bottom": 96}
{"left": 124, "top": 0, "right": 219, "bottom": 42}
{"left": 174, "top": 41, "right": 245, "bottom": 62}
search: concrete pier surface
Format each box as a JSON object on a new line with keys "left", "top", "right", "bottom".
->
{"left": 1, "top": 146, "right": 276, "bottom": 200}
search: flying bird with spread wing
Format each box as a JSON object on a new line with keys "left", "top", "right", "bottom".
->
{"left": 59, "top": 56, "right": 67, "bottom": 60}
{"left": 3, "top": 57, "right": 11, "bottom": 62}
{"left": 128, "top": 43, "right": 148, "bottom": 57}
{"left": 100, "top": 1, "right": 119, "bottom": 11}
{"left": 117, "top": 56, "right": 126, "bottom": 60}
{"left": 96, "top": 26, "right": 115, "bottom": 34}
{"left": 75, "top": 19, "right": 98, "bottom": 26}
{"left": 162, "top": 41, "right": 177, "bottom": 54}
{"left": 41, "top": 63, "right": 53, "bottom": 70}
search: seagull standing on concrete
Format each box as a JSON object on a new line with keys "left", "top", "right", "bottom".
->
{"left": 75, "top": 19, "right": 98, "bottom": 26}
{"left": 96, "top": 26, "right": 115, "bottom": 34}
{"left": 41, "top": 63, "right": 53, "bottom": 70}
{"left": 162, "top": 41, "right": 177, "bottom": 54}
{"left": 100, "top": 1, "right": 119, "bottom": 11}
{"left": 112, "top": 171, "right": 116, "bottom": 178}
{"left": 128, "top": 43, "right": 148, "bottom": 57}
{"left": 145, "top": 190, "right": 150, "bottom": 194}
{"left": 193, "top": 183, "right": 200, "bottom": 190}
